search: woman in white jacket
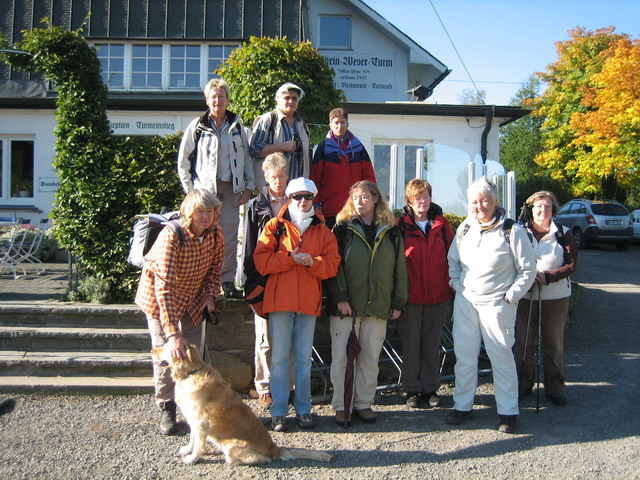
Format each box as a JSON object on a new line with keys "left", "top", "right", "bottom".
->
{"left": 446, "top": 177, "right": 536, "bottom": 434}
{"left": 513, "top": 191, "right": 577, "bottom": 407}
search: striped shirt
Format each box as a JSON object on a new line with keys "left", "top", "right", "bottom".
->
{"left": 135, "top": 223, "right": 224, "bottom": 337}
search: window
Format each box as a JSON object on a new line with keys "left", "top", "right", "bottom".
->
{"left": 319, "top": 16, "right": 351, "bottom": 49}
{"left": 132, "top": 44, "right": 163, "bottom": 89}
{"left": 207, "top": 45, "right": 235, "bottom": 78}
{"left": 170, "top": 45, "right": 201, "bottom": 88}
{"left": 91, "top": 42, "right": 238, "bottom": 91}
{"left": 96, "top": 44, "right": 125, "bottom": 88}
{"left": 1, "top": 139, "right": 34, "bottom": 199}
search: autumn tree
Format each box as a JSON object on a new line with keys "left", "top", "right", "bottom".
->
{"left": 533, "top": 27, "right": 629, "bottom": 199}
{"left": 457, "top": 87, "right": 486, "bottom": 105}
{"left": 569, "top": 36, "right": 640, "bottom": 200}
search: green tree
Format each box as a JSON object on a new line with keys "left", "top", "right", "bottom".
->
{"left": 533, "top": 27, "right": 627, "bottom": 199}
{"left": 500, "top": 75, "right": 571, "bottom": 206}
{"left": 1, "top": 24, "right": 183, "bottom": 301}
{"left": 217, "top": 36, "right": 345, "bottom": 139}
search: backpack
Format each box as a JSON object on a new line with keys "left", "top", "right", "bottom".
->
{"left": 459, "top": 218, "right": 526, "bottom": 246}
{"left": 128, "top": 211, "right": 185, "bottom": 269}
{"left": 244, "top": 220, "right": 286, "bottom": 318}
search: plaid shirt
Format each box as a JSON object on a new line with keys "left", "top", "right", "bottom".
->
{"left": 135, "top": 223, "right": 224, "bottom": 337}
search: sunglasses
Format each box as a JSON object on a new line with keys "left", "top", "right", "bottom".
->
{"left": 290, "top": 193, "right": 314, "bottom": 201}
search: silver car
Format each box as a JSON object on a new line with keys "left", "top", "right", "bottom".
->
{"left": 631, "top": 210, "right": 640, "bottom": 242}
{"left": 555, "top": 199, "right": 633, "bottom": 250}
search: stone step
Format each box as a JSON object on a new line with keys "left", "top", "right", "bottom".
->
{"left": 0, "top": 374, "right": 153, "bottom": 394}
{"left": 0, "top": 350, "right": 152, "bottom": 377}
{"left": 0, "top": 326, "right": 150, "bottom": 351}
{"left": 0, "top": 303, "right": 146, "bottom": 328}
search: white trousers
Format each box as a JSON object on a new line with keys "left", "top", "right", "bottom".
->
{"left": 452, "top": 294, "right": 519, "bottom": 416}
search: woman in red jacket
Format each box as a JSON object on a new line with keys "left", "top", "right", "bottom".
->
{"left": 396, "top": 179, "right": 454, "bottom": 408}
{"left": 254, "top": 177, "right": 340, "bottom": 432}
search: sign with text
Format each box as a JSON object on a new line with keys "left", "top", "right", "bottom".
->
{"left": 324, "top": 53, "right": 396, "bottom": 94}
{"left": 107, "top": 117, "right": 177, "bottom": 135}
{"left": 39, "top": 177, "right": 60, "bottom": 192}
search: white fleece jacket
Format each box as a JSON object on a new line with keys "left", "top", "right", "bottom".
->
{"left": 448, "top": 214, "right": 536, "bottom": 305}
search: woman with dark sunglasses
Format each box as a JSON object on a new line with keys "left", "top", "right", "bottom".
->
{"left": 254, "top": 177, "right": 340, "bottom": 432}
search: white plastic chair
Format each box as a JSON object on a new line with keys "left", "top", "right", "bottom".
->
{"left": 0, "top": 228, "right": 29, "bottom": 278}
{"left": 13, "top": 229, "right": 46, "bottom": 278}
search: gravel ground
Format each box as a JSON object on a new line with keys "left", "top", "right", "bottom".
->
{"left": 1, "top": 249, "right": 638, "bottom": 480}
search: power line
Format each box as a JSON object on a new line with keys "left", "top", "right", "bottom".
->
{"left": 428, "top": 0, "right": 482, "bottom": 95}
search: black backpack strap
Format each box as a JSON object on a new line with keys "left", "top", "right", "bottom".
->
{"left": 502, "top": 218, "right": 515, "bottom": 245}
{"left": 553, "top": 220, "right": 566, "bottom": 247}
{"left": 166, "top": 220, "right": 185, "bottom": 247}
{"left": 188, "top": 126, "right": 203, "bottom": 182}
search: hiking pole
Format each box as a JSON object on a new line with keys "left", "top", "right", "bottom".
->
{"left": 536, "top": 282, "right": 543, "bottom": 414}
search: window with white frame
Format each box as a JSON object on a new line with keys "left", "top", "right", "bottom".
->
{"left": 170, "top": 45, "right": 201, "bottom": 88}
{"left": 319, "top": 16, "right": 351, "bottom": 49}
{"left": 207, "top": 45, "right": 236, "bottom": 78}
{"left": 372, "top": 142, "right": 424, "bottom": 208}
{"left": 0, "top": 138, "right": 35, "bottom": 199}
{"left": 95, "top": 43, "right": 125, "bottom": 88}
{"left": 93, "top": 42, "right": 239, "bottom": 91}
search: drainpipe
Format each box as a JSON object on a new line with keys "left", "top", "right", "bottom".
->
{"left": 480, "top": 106, "right": 495, "bottom": 174}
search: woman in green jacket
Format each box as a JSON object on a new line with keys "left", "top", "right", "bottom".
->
{"left": 329, "top": 180, "right": 408, "bottom": 425}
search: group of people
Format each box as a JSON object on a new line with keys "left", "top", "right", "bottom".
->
{"left": 135, "top": 78, "right": 577, "bottom": 438}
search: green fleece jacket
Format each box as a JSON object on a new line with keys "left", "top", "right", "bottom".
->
{"left": 330, "top": 218, "right": 408, "bottom": 318}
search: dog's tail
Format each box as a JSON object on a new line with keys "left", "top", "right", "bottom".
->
{"left": 279, "top": 448, "right": 331, "bottom": 462}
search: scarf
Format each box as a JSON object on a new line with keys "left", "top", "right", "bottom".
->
{"left": 288, "top": 205, "right": 315, "bottom": 236}
{"left": 324, "top": 131, "right": 364, "bottom": 161}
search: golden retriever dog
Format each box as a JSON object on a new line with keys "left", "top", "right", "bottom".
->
{"left": 151, "top": 344, "right": 331, "bottom": 465}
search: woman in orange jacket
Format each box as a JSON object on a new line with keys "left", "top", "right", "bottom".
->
{"left": 254, "top": 177, "right": 340, "bottom": 432}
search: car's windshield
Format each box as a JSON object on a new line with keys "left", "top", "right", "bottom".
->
{"left": 591, "top": 204, "right": 628, "bottom": 216}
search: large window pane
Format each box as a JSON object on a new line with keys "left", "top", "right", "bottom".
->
{"left": 132, "top": 45, "right": 163, "bottom": 88}
{"left": 207, "top": 44, "right": 236, "bottom": 78}
{"left": 319, "top": 16, "right": 350, "bottom": 48}
{"left": 10, "top": 141, "right": 34, "bottom": 198}
{"left": 169, "top": 44, "right": 201, "bottom": 89}
{"left": 95, "top": 43, "right": 125, "bottom": 88}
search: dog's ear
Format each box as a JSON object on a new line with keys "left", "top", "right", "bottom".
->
{"left": 186, "top": 344, "right": 198, "bottom": 362}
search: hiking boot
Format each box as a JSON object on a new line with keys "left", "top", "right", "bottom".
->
{"left": 445, "top": 409, "right": 473, "bottom": 425}
{"left": 296, "top": 414, "right": 315, "bottom": 429}
{"left": 258, "top": 392, "right": 273, "bottom": 408}
{"left": 271, "top": 416, "right": 287, "bottom": 432}
{"left": 335, "top": 410, "right": 352, "bottom": 426}
{"left": 546, "top": 393, "right": 567, "bottom": 407}
{"left": 498, "top": 415, "right": 518, "bottom": 434}
{"left": 354, "top": 408, "right": 377, "bottom": 423}
{"left": 406, "top": 392, "right": 427, "bottom": 408}
{"left": 159, "top": 401, "right": 177, "bottom": 435}
{"left": 222, "top": 282, "right": 243, "bottom": 299}
{"left": 422, "top": 391, "right": 441, "bottom": 408}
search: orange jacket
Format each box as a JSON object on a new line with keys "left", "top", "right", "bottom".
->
{"left": 254, "top": 207, "right": 340, "bottom": 316}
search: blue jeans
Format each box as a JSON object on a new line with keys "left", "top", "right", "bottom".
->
{"left": 269, "top": 311, "right": 316, "bottom": 417}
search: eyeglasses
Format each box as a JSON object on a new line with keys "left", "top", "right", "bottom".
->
{"left": 291, "top": 193, "right": 314, "bottom": 201}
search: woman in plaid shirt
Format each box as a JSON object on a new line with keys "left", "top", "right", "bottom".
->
{"left": 135, "top": 189, "right": 224, "bottom": 435}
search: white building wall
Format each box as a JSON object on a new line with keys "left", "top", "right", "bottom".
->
{"left": 309, "top": 0, "right": 411, "bottom": 102}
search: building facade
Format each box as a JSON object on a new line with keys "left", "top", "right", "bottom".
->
{"left": 0, "top": 0, "right": 524, "bottom": 222}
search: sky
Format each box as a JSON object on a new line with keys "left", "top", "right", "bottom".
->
{"left": 364, "top": 0, "right": 640, "bottom": 105}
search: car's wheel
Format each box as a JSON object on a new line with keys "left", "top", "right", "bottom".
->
{"left": 615, "top": 240, "right": 630, "bottom": 251}
{"left": 573, "top": 228, "right": 587, "bottom": 249}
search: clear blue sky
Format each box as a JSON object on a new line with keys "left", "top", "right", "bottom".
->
{"left": 364, "top": 0, "right": 640, "bottom": 105}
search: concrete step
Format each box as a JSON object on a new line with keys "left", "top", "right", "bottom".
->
{"left": 0, "top": 350, "right": 152, "bottom": 377}
{"left": 0, "top": 326, "right": 150, "bottom": 351}
{"left": 0, "top": 375, "right": 153, "bottom": 394}
{"left": 0, "top": 303, "right": 145, "bottom": 328}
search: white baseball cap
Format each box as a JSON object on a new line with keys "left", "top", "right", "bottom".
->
{"left": 276, "top": 82, "right": 305, "bottom": 99}
{"left": 285, "top": 177, "right": 318, "bottom": 197}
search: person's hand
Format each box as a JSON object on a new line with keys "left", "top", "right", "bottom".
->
{"left": 281, "top": 140, "right": 298, "bottom": 153}
{"left": 535, "top": 271, "right": 545, "bottom": 284}
{"left": 389, "top": 309, "right": 401, "bottom": 320}
{"left": 204, "top": 295, "right": 215, "bottom": 312}
{"left": 167, "top": 333, "right": 188, "bottom": 360}
{"left": 292, "top": 247, "right": 314, "bottom": 267}
{"left": 237, "top": 188, "right": 253, "bottom": 207}
{"left": 338, "top": 301, "right": 352, "bottom": 317}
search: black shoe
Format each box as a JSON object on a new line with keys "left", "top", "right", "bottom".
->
{"left": 406, "top": 392, "right": 427, "bottom": 408}
{"left": 518, "top": 388, "right": 533, "bottom": 401}
{"left": 546, "top": 393, "right": 567, "bottom": 407}
{"left": 159, "top": 401, "right": 177, "bottom": 435}
{"left": 422, "top": 391, "right": 441, "bottom": 408}
{"left": 445, "top": 409, "right": 473, "bottom": 425}
{"left": 222, "top": 282, "right": 243, "bottom": 299}
{"left": 498, "top": 415, "right": 518, "bottom": 434}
